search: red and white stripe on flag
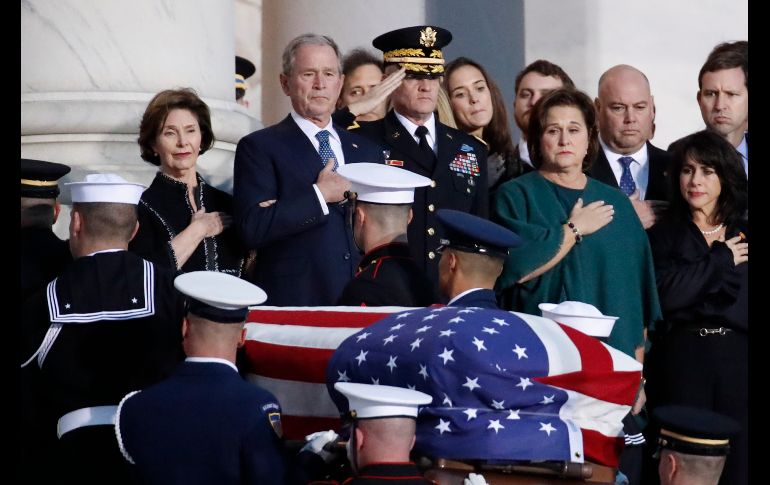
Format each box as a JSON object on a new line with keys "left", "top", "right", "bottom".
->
{"left": 243, "top": 306, "right": 416, "bottom": 439}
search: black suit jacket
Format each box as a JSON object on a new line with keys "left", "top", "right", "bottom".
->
{"left": 589, "top": 142, "right": 671, "bottom": 201}
{"left": 233, "top": 115, "right": 384, "bottom": 306}
{"left": 354, "top": 110, "right": 489, "bottom": 284}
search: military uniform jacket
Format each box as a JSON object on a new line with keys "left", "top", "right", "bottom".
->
{"left": 337, "top": 242, "right": 437, "bottom": 307}
{"left": 589, "top": 142, "right": 671, "bottom": 201}
{"left": 311, "top": 463, "right": 437, "bottom": 485}
{"left": 130, "top": 172, "right": 245, "bottom": 275}
{"left": 21, "top": 226, "right": 72, "bottom": 302}
{"left": 354, "top": 111, "right": 489, "bottom": 284}
{"left": 21, "top": 250, "right": 185, "bottom": 439}
{"left": 117, "top": 360, "right": 286, "bottom": 485}
{"left": 448, "top": 288, "right": 499, "bottom": 309}
{"left": 233, "top": 115, "right": 384, "bottom": 306}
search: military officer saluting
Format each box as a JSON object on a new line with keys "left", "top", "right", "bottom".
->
{"left": 20, "top": 173, "right": 185, "bottom": 484}
{"left": 353, "top": 26, "right": 489, "bottom": 286}
{"left": 337, "top": 163, "right": 437, "bottom": 307}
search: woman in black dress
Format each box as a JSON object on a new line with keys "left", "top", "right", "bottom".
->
{"left": 130, "top": 88, "right": 244, "bottom": 275}
{"left": 646, "top": 130, "right": 747, "bottom": 484}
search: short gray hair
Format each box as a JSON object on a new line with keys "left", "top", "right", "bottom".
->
{"left": 282, "top": 33, "right": 342, "bottom": 75}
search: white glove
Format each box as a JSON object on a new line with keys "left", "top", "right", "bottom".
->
{"left": 464, "top": 473, "right": 489, "bottom": 485}
{"left": 301, "top": 429, "right": 339, "bottom": 463}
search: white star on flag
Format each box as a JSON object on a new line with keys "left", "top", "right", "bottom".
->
{"left": 457, "top": 309, "right": 475, "bottom": 314}
{"left": 541, "top": 395, "right": 555, "bottom": 404}
{"left": 371, "top": 377, "right": 380, "bottom": 385}
{"left": 355, "top": 350, "right": 368, "bottom": 365}
{"left": 491, "top": 400, "right": 505, "bottom": 409}
{"left": 516, "top": 377, "right": 532, "bottom": 391}
{"left": 431, "top": 306, "right": 451, "bottom": 312}
{"left": 539, "top": 422, "right": 557, "bottom": 436}
{"left": 383, "top": 334, "right": 397, "bottom": 345}
{"left": 410, "top": 338, "right": 423, "bottom": 351}
{"left": 390, "top": 323, "right": 405, "bottom": 331}
{"left": 481, "top": 327, "right": 499, "bottom": 335}
{"left": 471, "top": 337, "right": 487, "bottom": 351}
{"left": 355, "top": 332, "right": 371, "bottom": 342}
{"left": 131, "top": 298, "right": 138, "bottom": 304}
{"left": 462, "top": 376, "right": 481, "bottom": 391}
{"left": 442, "top": 393, "right": 453, "bottom": 407}
{"left": 65, "top": 303, "right": 71, "bottom": 309}
{"left": 507, "top": 409, "right": 521, "bottom": 420}
{"left": 512, "top": 344, "right": 528, "bottom": 359}
{"left": 395, "top": 312, "right": 412, "bottom": 319}
{"left": 436, "top": 419, "right": 452, "bottom": 434}
{"left": 418, "top": 363, "right": 429, "bottom": 380}
{"left": 487, "top": 419, "right": 505, "bottom": 433}
{"left": 337, "top": 370, "right": 350, "bottom": 382}
{"left": 386, "top": 355, "right": 398, "bottom": 372}
{"left": 439, "top": 329, "right": 456, "bottom": 337}
{"left": 463, "top": 408, "right": 478, "bottom": 420}
{"left": 422, "top": 314, "right": 438, "bottom": 321}
{"left": 491, "top": 317, "right": 510, "bottom": 326}
{"left": 407, "top": 384, "right": 416, "bottom": 390}
{"left": 416, "top": 325, "right": 432, "bottom": 333}
{"left": 448, "top": 316, "right": 465, "bottom": 324}
{"left": 438, "top": 348, "right": 455, "bottom": 365}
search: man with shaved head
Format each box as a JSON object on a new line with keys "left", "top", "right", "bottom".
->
{"left": 591, "top": 65, "right": 671, "bottom": 229}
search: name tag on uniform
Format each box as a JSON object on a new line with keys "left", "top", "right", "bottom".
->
{"left": 449, "top": 152, "right": 480, "bottom": 177}
{"left": 386, "top": 159, "right": 405, "bottom": 167}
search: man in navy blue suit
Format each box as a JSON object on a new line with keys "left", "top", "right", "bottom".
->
{"left": 435, "top": 209, "right": 521, "bottom": 309}
{"left": 116, "top": 271, "right": 287, "bottom": 484}
{"left": 590, "top": 65, "right": 671, "bottom": 230}
{"left": 234, "top": 33, "right": 384, "bottom": 306}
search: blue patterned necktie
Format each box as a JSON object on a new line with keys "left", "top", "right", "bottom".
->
{"left": 617, "top": 156, "right": 637, "bottom": 196}
{"left": 315, "top": 130, "right": 338, "bottom": 171}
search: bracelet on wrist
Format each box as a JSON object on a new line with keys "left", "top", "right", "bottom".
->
{"left": 566, "top": 220, "right": 583, "bottom": 244}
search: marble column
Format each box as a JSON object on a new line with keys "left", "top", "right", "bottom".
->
{"left": 22, "top": 0, "right": 260, "bottom": 236}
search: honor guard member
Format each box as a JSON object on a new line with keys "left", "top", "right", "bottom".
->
{"left": 315, "top": 382, "right": 438, "bottom": 484}
{"left": 235, "top": 55, "right": 256, "bottom": 107}
{"left": 653, "top": 405, "right": 740, "bottom": 485}
{"left": 336, "top": 163, "right": 437, "bottom": 307}
{"left": 20, "top": 158, "right": 72, "bottom": 301}
{"left": 20, "top": 174, "right": 185, "bottom": 485}
{"left": 116, "top": 271, "right": 289, "bottom": 485}
{"left": 353, "top": 26, "right": 489, "bottom": 286}
{"left": 435, "top": 209, "right": 521, "bottom": 308}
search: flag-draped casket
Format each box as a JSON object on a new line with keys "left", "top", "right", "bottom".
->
{"left": 242, "top": 306, "right": 641, "bottom": 467}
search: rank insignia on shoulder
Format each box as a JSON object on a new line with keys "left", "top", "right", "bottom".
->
{"left": 460, "top": 143, "right": 474, "bottom": 153}
{"left": 268, "top": 412, "right": 283, "bottom": 438}
{"left": 386, "top": 159, "right": 405, "bottom": 167}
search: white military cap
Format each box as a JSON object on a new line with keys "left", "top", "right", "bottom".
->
{"left": 539, "top": 301, "right": 619, "bottom": 337}
{"left": 334, "top": 382, "right": 432, "bottom": 419}
{"left": 174, "top": 271, "right": 268, "bottom": 323}
{"left": 66, "top": 173, "right": 145, "bottom": 204}
{"left": 337, "top": 163, "right": 431, "bottom": 204}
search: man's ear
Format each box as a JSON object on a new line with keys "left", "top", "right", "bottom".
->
{"left": 237, "top": 326, "right": 247, "bottom": 348}
{"left": 279, "top": 73, "right": 290, "bottom": 96}
{"left": 407, "top": 207, "right": 414, "bottom": 225}
{"left": 70, "top": 209, "right": 82, "bottom": 237}
{"left": 129, "top": 221, "right": 140, "bottom": 242}
{"left": 355, "top": 205, "right": 366, "bottom": 225}
{"left": 448, "top": 251, "right": 458, "bottom": 271}
{"left": 53, "top": 200, "right": 61, "bottom": 223}
{"left": 181, "top": 317, "right": 189, "bottom": 338}
{"left": 355, "top": 427, "right": 365, "bottom": 452}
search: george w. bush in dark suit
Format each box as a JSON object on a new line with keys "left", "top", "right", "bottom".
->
{"left": 234, "top": 34, "right": 383, "bottom": 306}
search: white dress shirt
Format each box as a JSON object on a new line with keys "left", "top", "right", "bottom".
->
{"left": 290, "top": 110, "right": 346, "bottom": 215}
{"left": 599, "top": 137, "right": 650, "bottom": 200}
{"left": 185, "top": 356, "right": 239, "bottom": 372}
{"left": 394, "top": 111, "right": 437, "bottom": 154}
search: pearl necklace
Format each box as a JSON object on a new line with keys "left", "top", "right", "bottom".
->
{"left": 700, "top": 223, "right": 724, "bottom": 236}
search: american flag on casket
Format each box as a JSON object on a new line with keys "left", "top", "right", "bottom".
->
{"left": 243, "top": 305, "right": 641, "bottom": 467}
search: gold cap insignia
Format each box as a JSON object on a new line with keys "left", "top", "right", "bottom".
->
{"left": 420, "top": 27, "right": 438, "bottom": 47}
